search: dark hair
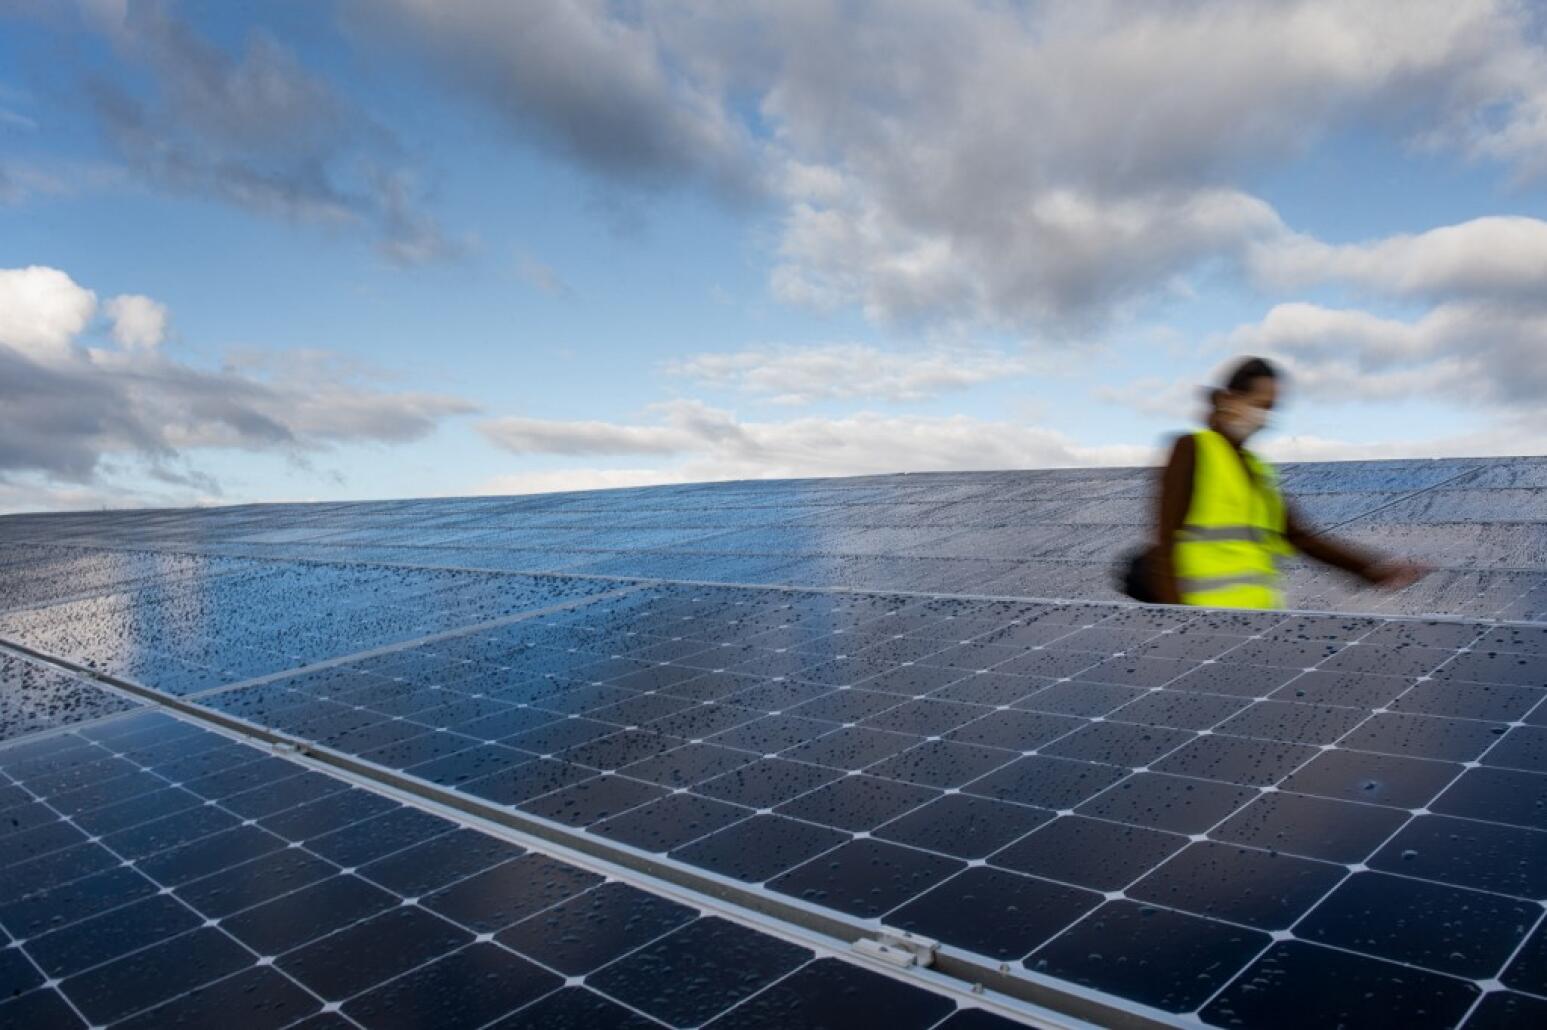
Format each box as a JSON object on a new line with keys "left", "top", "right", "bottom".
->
{"left": 1223, "top": 356, "right": 1278, "bottom": 393}
{"left": 1210, "top": 356, "right": 1279, "bottom": 404}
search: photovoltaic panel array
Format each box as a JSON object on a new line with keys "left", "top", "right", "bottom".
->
{"left": 1, "top": 455, "right": 1545, "bottom": 1028}
{"left": 166, "top": 584, "right": 1542, "bottom": 1026}
{"left": 1, "top": 709, "right": 1018, "bottom": 1030}
{"left": 0, "top": 562, "right": 621, "bottom": 696}
{"left": 1, "top": 455, "right": 1544, "bottom": 620}
{"left": 4, "top": 573, "right": 1546, "bottom": 1025}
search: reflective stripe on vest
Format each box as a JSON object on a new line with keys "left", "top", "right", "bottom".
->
{"left": 1173, "top": 429, "right": 1290, "bottom": 610}
{"left": 1176, "top": 572, "right": 1280, "bottom": 594}
{"left": 1176, "top": 525, "right": 1276, "bottom": 543}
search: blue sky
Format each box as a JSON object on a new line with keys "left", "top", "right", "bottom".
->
{"left": 2, "top": 1, "right": 1545, "bottom": 512}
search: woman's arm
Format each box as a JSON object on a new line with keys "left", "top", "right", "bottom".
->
{"left": 1283, "top": 503, "right": 1423, "bottom": 587}
{"left": 1152, "top": 435, "right": 1194, "bottom": 604}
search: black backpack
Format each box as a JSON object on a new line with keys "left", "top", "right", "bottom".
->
{"left": 1115, "top": 545, "right": 1161, "bottom": 604}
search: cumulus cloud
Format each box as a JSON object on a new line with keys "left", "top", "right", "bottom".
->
{"left": 480, "top": 416, "right": 1547, "bottom": 498}
{"left": 478, "top": 399, "right": 1147, "bottom": 485}
{"left": 1259, "top": 414, "right": 1547, "bottom": 463}
{"left": 0, "top": 265, "right": 478, "bottom": 491}
{"left": 1249, "top": 216, "right": 1547, "bottom": 302}
{"left": 0, "top": 265, "right": 97, "bottom": 362}
{"left": 355, "top": 0, "right": 761, "bottom": 202}
{"left": 477, "top": 398, "right": 1547, "bottom": 499}
{"left": 1229, "top": 209, "right": 1547, "bottom": 414}
{"left": 67, "top": 0, "right": 458, "bottom": 263}
{"left": 478, "top": 417, "right": 694, "bottom": 457}
{"left": 668, "top": 342, "right": 1036, "bottom": 404}
{"left": 753, "top": 0, "right": 1547, "bottom": 327}
{"left": 350, "top": 0, "right": 1547, "bottom": 329}
{"left": 1227, "top": 300, "right": 1547, "bottom": 408}
{"left": 104, "top": 293, "right": 168, "bottom": 349}
{"left": 771, "top": 185, "right": 1282, "bottom": 327}
{"left": 1110, "top": 205, "right": 1547, "bottom": 449}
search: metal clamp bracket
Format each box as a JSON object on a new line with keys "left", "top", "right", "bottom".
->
{"left": 852, "top": 928, "right": 939, "bottom": 969}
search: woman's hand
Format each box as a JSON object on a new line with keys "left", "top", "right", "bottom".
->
{"left": 1366, "top": 560, "right": 1429, "bottom": 590}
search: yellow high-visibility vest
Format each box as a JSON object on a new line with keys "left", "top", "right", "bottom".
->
{"left": 1173, "top": 429, "right": 1293, "bottom": 609}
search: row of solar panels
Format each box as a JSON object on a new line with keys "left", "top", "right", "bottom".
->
{"left": 2, "top": 457, "right": 1543, "bottom": 620}
{"left": 1, "top": 456, "right": 1544, "bottom": 1027}
{"left": 2, "top": 704, "right": 1014, "bottom": 1029}
{"left": 2, "top": 553, "right": 1546, "bottom": 1026}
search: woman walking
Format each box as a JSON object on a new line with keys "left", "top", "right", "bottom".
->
{"left": 1151, "top": 357, "right": 1424, "bottom": 609}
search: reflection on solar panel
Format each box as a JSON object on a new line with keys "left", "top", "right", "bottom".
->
{"left": 1, "top": 456, "right": 1543, "bottom": 619}
{"left": 0, "top": 651, "right": 140, "bottom": 743}
{"left": 1, "top": 455, "right": 1545, "bottom": 1028}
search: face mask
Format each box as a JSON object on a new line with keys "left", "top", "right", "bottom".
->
{"left": 1220, "top": 404, "right": 1270, "bottom": 441}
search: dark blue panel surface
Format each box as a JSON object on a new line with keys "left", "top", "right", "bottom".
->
{"left": 0, "top": 710, "right": 985, "bottom": 1029}
{"left": 1201, "top": 941, "right": 1479, "bottom": 1028}
{"left": 5, "top": 460, "right": 1547, "bottom": 1029}
{"left": 0, "top": 650, "right": 140, "bottom": 742}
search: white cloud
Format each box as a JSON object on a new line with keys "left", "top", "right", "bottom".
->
{"left": 1115, "top": 207, "right": 1547, "bottom": 445}
{"left": 0, "top": 265, "right": 97, "bottom": 362}
{"left": 477, "top": 417, "right": 693, "bottom": 456}
{"left": 1096, "top": 376, "right": 1212, "bottom": 422}
{"left": 354, "top": 0, "right": 1547, "bottom": 329}
{"left": 478, "top": 399, "right": 1149, "bottom": 485}
{"left": 1260, "top": 418, "right": 1547, "bottom": 463}
{"left": 1224, "top": 205, "right": 1547, "bottom": 422}
{"left": 0, "top": 472, "right": 218, "bottom": 514}
{"left": 1227, "top": 303, "right": 1438, "bottom": 371}
{"left": 54, "top": 0, "right": 459, "bottom": 264}
{"left": 475, "top": 405, "right": 1547, "bottom": 500}
{"left": 746, "top": 0, "right": 1547, "bottom": 327}
{"left": 357, "top": 0, "right": 760, "bottom": 200}
{"left": 104, "top": 293, "right": 168, "bottom": 350}
{"left": 1249, "top": 216, "right": 1547, "bottom": 302}
{"left": 771, "top": 184, "right": 1283, "bottom": 327}
{"left": 667, "top": 342, "right": 1035, "bottom": 404}
{"left": 1228, "top": 273, "right": 1547, "bottom": 411}
{"left": 0, "top": 265, "right": 478, "bottom": 494}
{"left": 18, "top": 1, "right": 1547, "bottom": 328}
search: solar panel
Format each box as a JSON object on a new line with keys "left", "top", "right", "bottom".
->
{"left": 6, "top": 573, "right": 1543, "bottom": 1024}
{"left": 0, "top": 650, "right": 140, "bottom": 743}
{"left": 0, "top": 710, "right": 1006, "bottom": 1029}
{"left": 3, "top": 456, "right": 1545, "bottom": 620}
{"left": 2, "top": 456, "right": 1546, "bottom": 1027}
